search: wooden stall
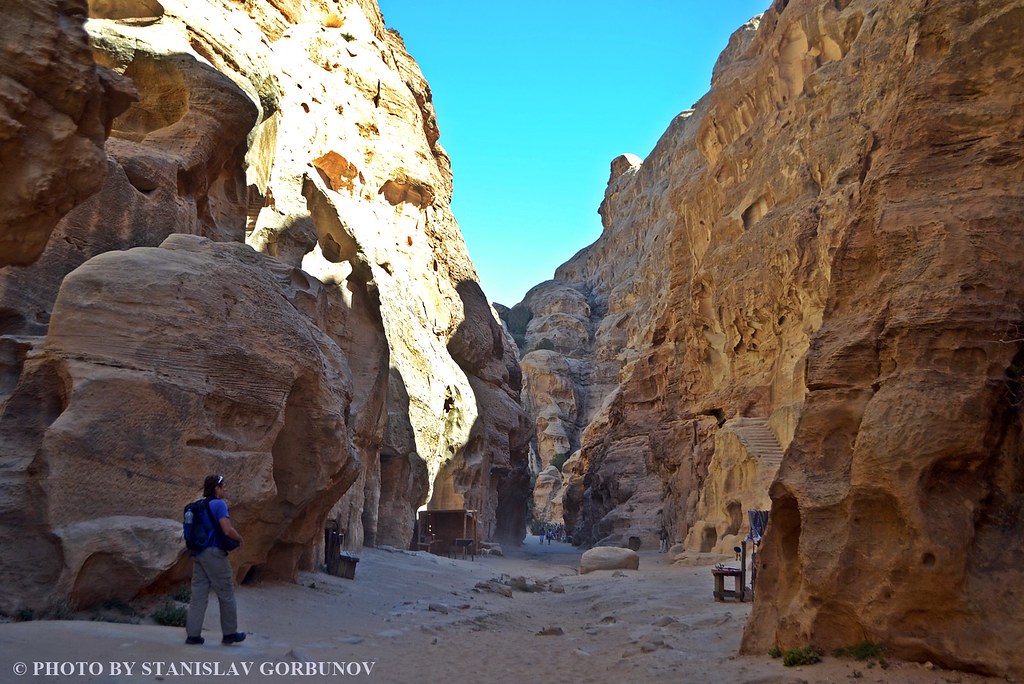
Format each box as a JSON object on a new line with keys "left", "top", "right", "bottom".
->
{"left": 415, "top": 509, "right": 479, "bottom": 560}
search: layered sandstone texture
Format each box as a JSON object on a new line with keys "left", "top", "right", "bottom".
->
{"left": 509, "top": 0, "right": 1023, "bottom": 675}
{"left": 0, "top": 0, "right": 528, "bottom": 613}
{"left": 0, "top": 0, "right": 135, "bottom": 266}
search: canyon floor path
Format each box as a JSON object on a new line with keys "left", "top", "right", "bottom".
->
{"left": 0, "top": 542, "right": 1003, "bottom": 683}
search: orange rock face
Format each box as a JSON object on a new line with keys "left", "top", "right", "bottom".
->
{"left": 511, "top": 0, "right": 1023, "bottom": 675}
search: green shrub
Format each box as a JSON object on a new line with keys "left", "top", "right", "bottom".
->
{"left": 40, "top": 599, "right": 74, "bottom": 620}
{"left": 171, "top": 585, "right": 191, "bottom": 603}
{"left": 550, "top": 453, "right": 569, "bottom": 472}
{"left": 768, "top": 645, "right": 783, "bottom": 658}
{"left": 782, "top": 646, "right": 822, "bottom": 667}
{"left": 84, "top": 598, "right": 140, "bottom": 624}
{"left": 833, "top": 641, "right": 883, "bottom": 661}
{"left": 151, "top": 601, "right": 187, "bottom": 627}
{"left": 102, "top": 598, "right": 135, "bottom": 614}
{"left": 14, "top": 600, "right": 74, "bottom": 622}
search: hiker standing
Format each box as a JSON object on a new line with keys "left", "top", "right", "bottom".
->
{"left": 658, "top": 526, "right": 669, "bottom": 553}
{"left": 185, "top": 474, "right": 245, "bottom": 645}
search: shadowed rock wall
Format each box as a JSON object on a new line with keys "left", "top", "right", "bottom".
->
{"left": 0, "top": 0, "right": 135, "bottom": 266}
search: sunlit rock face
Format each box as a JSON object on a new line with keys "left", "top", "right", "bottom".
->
{"left": 0, "top": 0, "right": 134, "bottom": 266}
{"left": 0, "top": 0, "right": 527, "bottom": 612}
{"left": 684, "top": 416, "right": 786, "bottom": 555}
{"left": 531, "top": 465, "right": 564, "bottom": 523}
{"left": 3, "top": 236, "right": 361, "bottom": 611}
{"left": 509, "top": 0, "right": 1024, "bottom": 674}
{"left": 503, "top": 278, "right": 625, "bottom": 527}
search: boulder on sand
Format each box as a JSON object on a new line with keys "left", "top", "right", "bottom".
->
{"left": 580, "top": 547, "right": 639, "bottom": 574}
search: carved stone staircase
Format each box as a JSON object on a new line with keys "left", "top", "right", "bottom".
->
{"left": 731, "top": 417, "right": 784, "bottom": 467}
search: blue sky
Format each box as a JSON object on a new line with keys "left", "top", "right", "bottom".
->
{"left": 376, "top": 2, "right": 769, "bottom": 307}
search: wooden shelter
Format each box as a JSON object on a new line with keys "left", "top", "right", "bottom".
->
{"left": 415, "top": 509, "right": 479, "bottom": 559}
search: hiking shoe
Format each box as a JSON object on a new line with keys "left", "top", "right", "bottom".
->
{"left": 222, "top": 632, "right": 246, "bottom": 645}
{"left": 185, "top": 636, "right": 204, "bottom": 645}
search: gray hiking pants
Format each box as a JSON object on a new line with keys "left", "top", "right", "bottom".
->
{"left": 186, "top": 547, "right": 238, "bottom": 637}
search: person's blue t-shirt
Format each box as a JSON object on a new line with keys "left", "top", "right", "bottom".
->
{"left": 201, "top": 498, "right": 230, "bottom": 549}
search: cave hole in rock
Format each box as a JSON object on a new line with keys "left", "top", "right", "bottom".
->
{"left": 110, "top": 56, "right": 189, "bottom": 140}
{"left": 741, "top": 197, "right": 770, "bottom": 230}
{"left": 700, "top": 524, "right": 718, "bottom": 553}
{"left": 700, "top": 407, "right": 727, "bottom": 427}
{"left": 726, "top": 500, "right": 743, "bottom": 537}
{"left": 262, "top": 373, "right": 328, "bottom": 579}
{"left": 773, "top": 490, "right": 802, "bottom": 571}
{"left": 319, "top": 233, "right": 344, "bottom": 263}
{"left": 241, "top": 565, "right": 261, "bottom": 585}
{"left": 0, "top": 308, "right": 27, "bottom": 337}
{"left": 88, "top": 0, "right": 164, "bottom": 21}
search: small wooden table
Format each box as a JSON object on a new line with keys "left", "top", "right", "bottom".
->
{"left": 417, "top": 536, "right": 442, "bottom": 553}
{"left": 712, "top": 566, "right": 746, "bottom": 601}
{"left": 449, "top": 538, "right": 474, "bottom": 560}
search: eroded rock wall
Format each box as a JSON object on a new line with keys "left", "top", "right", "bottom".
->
{"left": 0, "top": 0, "right": 527, "bottom": 612}
{"left": 0, "top": 0, "right": 135, "bottom": 266}
{"left": 511, "top": 0, "right": 1023, "bottom": 674}
{"left": 742, "top": 0, "right": 1024, "bottom": 675}
{"left": 20, "top": 235, "right": 360, "bottom": 607}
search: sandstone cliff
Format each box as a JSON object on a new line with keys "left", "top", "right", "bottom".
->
{"left": 0, "top": 0, "right": 528, "bottom": 613}
{"left": 0, "top": 0, "right": 135, "bottom": 266}
{"left": 507, "top": 0, "right": 1023, "bottom": 675}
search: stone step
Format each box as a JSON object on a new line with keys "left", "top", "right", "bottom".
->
{"left": 730, "top": 418, "right": 785, "bottom": 466}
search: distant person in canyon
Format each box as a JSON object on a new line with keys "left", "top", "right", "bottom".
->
{"left": 658, "top": 526, "right": 669, "bottom": 553}
{"left": 185, "top": 475, "right": 246, "bottom": 646}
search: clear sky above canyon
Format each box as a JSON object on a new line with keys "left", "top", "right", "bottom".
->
{"left": 376, "top": 1, "right": 769, "bottom": 307}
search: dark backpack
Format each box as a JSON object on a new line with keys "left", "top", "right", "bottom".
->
{"left": 183, "top": 497, "right": 240, "bottom": 553}
{"left": 183, "top": 498, "right": 211, "bottom": 552}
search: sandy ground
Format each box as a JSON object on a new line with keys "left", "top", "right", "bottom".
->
{"left": 0, "top": 540, "right": 1007, "bottom": 684}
